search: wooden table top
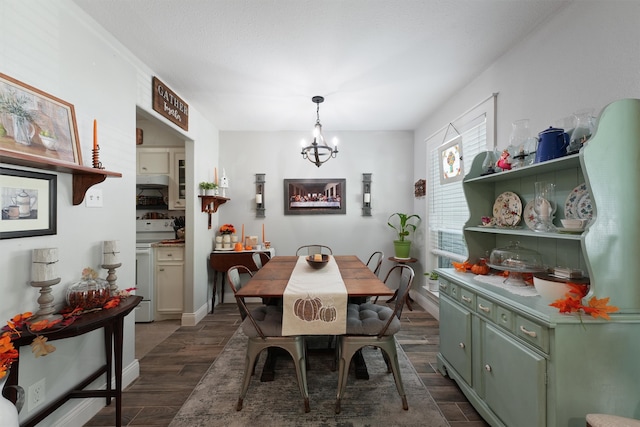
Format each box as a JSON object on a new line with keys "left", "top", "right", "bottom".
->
{"left": 235, "top": 255, "right": 394, "bottom": 298}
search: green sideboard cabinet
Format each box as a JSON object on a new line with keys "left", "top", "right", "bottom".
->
{"left": 436, "top": 98, "right": 640, "bottom": 427}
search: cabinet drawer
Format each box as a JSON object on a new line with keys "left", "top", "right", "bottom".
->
{"left": 459, "top": 288, "right": 475, "bottom": 310}
{"left": 449, "top": 283, "right": 460, "bottom": 300}
{"left": 438, "top": 278, "right": 451, "bottom": 295}
{"left": 476, "top": 296, "right": 495, "bottom": 322}
{"left": 515, "top": 315, "right": 549, "bottom": 353}
{"left": 156, "top": 247, "right": 184, "bottom": 262}
{"left": 496, "top": 305, "right": 514, "bottom": 332}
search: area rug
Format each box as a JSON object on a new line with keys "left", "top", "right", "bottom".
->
{"left": 169, "top": 328, "right": 448, "bottom": 427}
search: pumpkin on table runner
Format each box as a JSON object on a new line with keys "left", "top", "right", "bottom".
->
{"left": 294, "top": 296, "right": 322, "bottom": 321}
{"left": 319, "top": 305, "right": 337, "bottom": 322}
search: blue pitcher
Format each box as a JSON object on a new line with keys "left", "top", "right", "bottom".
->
{"left": 535, "top": 127, "right": 569, "bottom": 163}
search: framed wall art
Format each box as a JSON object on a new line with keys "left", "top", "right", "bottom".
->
{"left": 0, "top": 72, "right": 82, "bottom": 166}
{"left": 1, "top": 167, "right": 57, "bottom": 239}
{"left": 438, "top": 135, "right": 464, "bottom": 184}
{"left": 284, "top": 178, "right": 346, "bottom": 215}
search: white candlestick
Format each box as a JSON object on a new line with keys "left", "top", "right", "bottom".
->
{"left": 32, "top": 248, "right": 59, "bottom": 281}
{"left": 256, "top": 194, "right": 263, "bottom": 204}
{"left": 103, "top": 240, "right": 121, "bottom": 265}
{"left": 364, "top": 193, "right": 371, "bottom": 204}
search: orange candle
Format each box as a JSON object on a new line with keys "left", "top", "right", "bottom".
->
{"left": 93, "top": 119, "right": 98, "bottom": 150}
{"left": 214, "top": 168, "right": 218, "bottom": 185}
{"left": 262, "top": 223, "right": 265, "bottom": 243}
{"left": 241, "top": 224, "right": 244, "bottom": 243}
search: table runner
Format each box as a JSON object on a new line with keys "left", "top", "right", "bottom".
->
{"left": 282, "top": 256, "right": 347, "bottom": 336}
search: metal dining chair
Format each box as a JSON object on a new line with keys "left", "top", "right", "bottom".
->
{"left": 296, "top": 244, "right": 333, "bottom": 256}
{"left": 251, "top": 251, "right": 267, "bottom": 270}
{"left": 351, "top": 250, "right": 384, "bottom": 305}
{"left": 366, "top": 251, "right": 384, "bottom": 277}
{"left": 335, "top": 264, "right": 415, "bottom": 413}
{"left": 227, "top": 265, "right": 310, "bottom": 413}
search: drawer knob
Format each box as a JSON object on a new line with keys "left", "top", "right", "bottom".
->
{"left": 458, "top": 342, "right": 465, "bottom": 349}
{"left": 159, "top": 268, "right": 165, "bottom": 272}
{"left": 440, "top": 284, "right": 447, "bottom": 291}
{"left": 462, "top": 295, "right": 472, "bottom": 303}
{"left": 167, "top": 254, "right": 173, "bottom": 257}
{"left": 484, "top": 364, "right": 492, "bottom": 372}
{"left": 478, "top": 303, "right": 490, "bottom": 313}
{"left": 519, "top": 325, "right": 537, "bottom": 338}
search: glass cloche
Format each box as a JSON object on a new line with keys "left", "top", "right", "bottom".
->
{"left": 488, "top": 241, "right": 545, "bottom": 286}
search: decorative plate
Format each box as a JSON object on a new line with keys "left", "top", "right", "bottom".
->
{"left": 492, "top": 191, "right": 522, "bottom": 227}
{"left": 564, "top": 183, "right": 593, "bottom": 220}
{"left": 523, "top": 200, "right": 541, "bottom": 231}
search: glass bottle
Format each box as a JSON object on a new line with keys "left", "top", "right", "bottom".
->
{"left": 533, "top": 181, "right": 557, "bottom": 233}
{"left": 568, "top": 108, "right": 595, "bottom": 154}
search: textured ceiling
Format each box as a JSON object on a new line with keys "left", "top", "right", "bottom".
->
{"left": 73, "top": 0, "right": 571, "bottom": 131}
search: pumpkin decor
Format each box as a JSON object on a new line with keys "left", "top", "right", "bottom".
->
{"left": 293, "top": 296, "right": 322, "bottom": 321}
{"left": 318, "top": 305, "right": 337, "bottom": 322}
{"left": 471, "top": 259, "right": 490, "bottom": 275}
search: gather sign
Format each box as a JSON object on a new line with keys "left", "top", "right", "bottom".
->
{"left": 152, "top": 76, "right": 189, "bottom": 131}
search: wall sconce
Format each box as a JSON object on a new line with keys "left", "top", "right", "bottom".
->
{"left": 256, "top": 173, "right": 265, "bottom": 218}
{"left": 362, "top": 173, "right": 372, "bottom": 216}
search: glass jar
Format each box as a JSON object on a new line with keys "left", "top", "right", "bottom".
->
{"left": 568, "top": 108, "right": 596, "bottom": 154}
{"left": 66, "top": 277, "right": 110, "bottom": 310}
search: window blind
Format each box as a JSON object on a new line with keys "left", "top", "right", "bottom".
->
{"left": 429, "top": 114, "right": 487, "bottom": 266}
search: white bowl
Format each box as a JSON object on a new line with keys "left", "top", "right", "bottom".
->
{"left": 561, "top": 218, "right": 587, "bottom": 229}
{"left": 533, "top": 276, "right": 572, "bottom": 302}
{"left": 40, "top": 135, "right": 59, "bottom": 151}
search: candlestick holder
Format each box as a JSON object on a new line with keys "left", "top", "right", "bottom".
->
{"left": 92, "top": 146, "right": 104, "bottom": 169}
{"left": 30, "top": 278, "right": 63, "bottom": 322}
{"left": 102, "top": 262, "right": 122, "bottom": 296}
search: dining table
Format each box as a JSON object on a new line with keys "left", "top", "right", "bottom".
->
{"left": 235, "top": 255, "right": 395, "bottom": 381}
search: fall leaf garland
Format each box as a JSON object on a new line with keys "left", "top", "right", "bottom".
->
{"left": 549, "top": 282, "right": 619, "bottom": 320}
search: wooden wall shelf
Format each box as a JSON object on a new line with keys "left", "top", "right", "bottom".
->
{"left": 198, "top": 195, "right": 229, "bottom": 229}
{"left": 1, "top": 149, "right": 122, "bottom": 205}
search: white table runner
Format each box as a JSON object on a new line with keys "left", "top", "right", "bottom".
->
{"left": 282, "top": 256, "right": 347, "bottom": 336}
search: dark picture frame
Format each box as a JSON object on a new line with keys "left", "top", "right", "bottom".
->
{"left": 284, "top": 178, "right": 346, "bottom": 215}
{"left": 1, "top": 167, "right": 57, "bottom": 239}
{"left": 0, "top": 72, "right": 82, "bottom": 166}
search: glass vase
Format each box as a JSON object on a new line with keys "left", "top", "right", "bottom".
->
{"left": 66, "top": 277, "right": 110, "bottom": 311}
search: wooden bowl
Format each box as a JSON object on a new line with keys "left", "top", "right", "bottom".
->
{"left": 306, "top": 254, "right": 329, "bottom": 269}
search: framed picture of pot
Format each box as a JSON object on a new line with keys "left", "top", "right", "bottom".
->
{"left": 438, "top": 134, "right": 464, "bottom": 184}
{"left": 0, "top": 167, "right": 57, "bottom": 239}
{"left": 284, "top": 178, "right": 346, "bottom": 215}
{"left": 0, "top": 72, "right": 82, "bottom": 166}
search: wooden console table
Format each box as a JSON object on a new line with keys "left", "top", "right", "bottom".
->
{"left": 4, "top": 296, "right": 141, "bottom": 427}
{"left": 208, "top": 249, "right": 275, "bottom": 312}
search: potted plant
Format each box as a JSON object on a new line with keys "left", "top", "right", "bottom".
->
{"left": 199, "top": 181, "right": 217, "bottom": 196}
{"left": 425, "top": 270, "right": 439, "bottom": 291}
{"left": 388, "top": 212, "right": 421, "bottom": 258}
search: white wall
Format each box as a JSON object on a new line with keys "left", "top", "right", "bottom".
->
{"left": 218, "top": 130, "right": 414, "bottom": 299}
{"left": 412, "top": 0, "right": 640, "bottom": 300}
{"left": 0, "top": 0, "right": 219, "bottom": 424}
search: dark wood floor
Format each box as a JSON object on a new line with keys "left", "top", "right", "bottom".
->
{"left": 85, "top": 302, "right": 488, "bottom": 426}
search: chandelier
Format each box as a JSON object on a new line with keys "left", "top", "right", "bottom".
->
{"left": 301, "top": 96, "right": 338, "bottom": 167}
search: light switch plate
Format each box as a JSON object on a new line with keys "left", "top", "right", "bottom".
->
{"left": 85, "top": 188, "right": 103, "bottom": 207}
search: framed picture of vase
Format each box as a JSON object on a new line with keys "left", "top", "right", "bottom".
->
{"left": 438, "top": 134, "right": 464, "bottom": 184}
{"left": 284, "top": 178, "right": 346, "bottom": 215}
{"left": 0, "top": 167, "right": 57, "bottom": 239}
{"left": 0, "top": 72, "right": 82, "bottom": 166}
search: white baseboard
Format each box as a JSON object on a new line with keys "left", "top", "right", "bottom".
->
{"left": 411, "top": 290, "right": 440, "bottom": 320}
{"left": 181, "top": 302, "right": 209, "bottom": 326}
{"left": 50, "top": 359, "right": 140, "bottom": 427}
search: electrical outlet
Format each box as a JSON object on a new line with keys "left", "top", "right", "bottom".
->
{"left": 28, "top": 378, "right": 46, "bottom": 412}
{"left": 85, "top": 188, "right": 103, "bottom": 207}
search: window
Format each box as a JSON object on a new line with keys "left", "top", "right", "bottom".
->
{"left": 428, "top": 113, "right": 490, "bottom": 268}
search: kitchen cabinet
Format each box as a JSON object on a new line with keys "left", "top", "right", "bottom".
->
{"left": 437, "top": 99, "right": 640, "bottom": 426}
{"left": 137, "top": 147, "right": 171, "bottom": 175}
{"left": 169, "top": 150, "right": 185, "bottom": 210}
{"left": 155, "top": 246, "right": 184, "bottom": 318}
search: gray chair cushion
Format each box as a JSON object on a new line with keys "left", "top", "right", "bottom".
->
{"left": 241, "top": 305, "right": 283, "bottom": 337}
{"left": 345, "top": 303, "right": 401, "bottom": 336}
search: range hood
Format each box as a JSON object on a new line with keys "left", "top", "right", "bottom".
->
{"left": 136, "top": 175, "right": 169, "bottom": 188}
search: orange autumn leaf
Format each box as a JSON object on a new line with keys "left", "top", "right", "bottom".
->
{"left": 452, "top": 261, "right": 473, "bottom": 272}
{"left": 566, "top": 282, "right": 588, "bottom": 299}
{"left": 30, "top": 336, "right": 56, "bottom": 358}
{"left": 104, "top": 298, "right": 120, "bottom": 309}
{"left": 582, "top": 296, "right": 619, "bottom": 320}
{"left": 550, "top": 295, "right": 583, "bottom": 314}
{"left": 28, "top": 318, "right": 62, "bottom": 332}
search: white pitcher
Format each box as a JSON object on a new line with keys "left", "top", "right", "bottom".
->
{"left": 11, "top": 190, "right": 36, "bottom": 218}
